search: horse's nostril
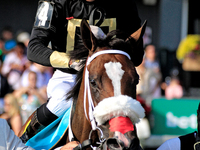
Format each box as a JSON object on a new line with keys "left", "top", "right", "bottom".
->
{"left": 106, "top": 138, "right": 124, "bottom": 150}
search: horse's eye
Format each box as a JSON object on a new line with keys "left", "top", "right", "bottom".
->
{"left": 89, "top": 79, "right": 97, "bottom": 87}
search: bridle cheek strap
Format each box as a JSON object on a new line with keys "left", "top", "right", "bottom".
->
{"left": 84, "top": 50, "right": 131, "bottom": 130}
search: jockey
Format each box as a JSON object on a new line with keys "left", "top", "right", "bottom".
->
{"left": 20, "top": 0, "right": 142, "bottom": 143}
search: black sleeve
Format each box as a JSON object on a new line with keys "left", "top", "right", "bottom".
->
{"left": 116, "top": 0, "right": 141, "bottom": 35}
{"left": 94, "top": 0, "right": 141, "bottom": 35}
{"left": 27, "top": 28, "right": 53, "bottom": 66}
{"left": 27, "top": 0, "right": 65, "bottom": 67}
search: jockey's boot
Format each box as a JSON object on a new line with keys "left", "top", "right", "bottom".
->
{"left": 20, "top": 103, "right": 58, "bottom": 143}
{"left": 20, "top": 110, "right": 45, "bottom": 143}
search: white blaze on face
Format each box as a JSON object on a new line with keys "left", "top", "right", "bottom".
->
{"left": 104, "top": 62, "right": 125, "bottom": 96}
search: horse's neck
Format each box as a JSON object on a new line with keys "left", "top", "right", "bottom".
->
{"left": 71, "top": 86, "right": 92, "bottom": 143}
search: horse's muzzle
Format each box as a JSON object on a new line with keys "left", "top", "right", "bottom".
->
{"left": 106, "top": 131, "right": 130, "bottom": 150}
{"left": 106, "top": 135, "right": 142, "bottom": 150}
{"left": 106, "top": 137, "right": 124, "bottom": 150}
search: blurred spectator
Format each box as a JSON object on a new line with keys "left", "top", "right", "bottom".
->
{"left": 144, "top": 44, "right": 160, "bottom": 71}
{"left": 0, "top": 73, "right": 12, "bottom": 98}
{"left": 165, "top": 76, "right": 183, "bottom": 100}
{"left": 0, "top": 73, "right": 12, "bottom": 114}
{"left": 161, "top": 68, "right": 183, "bottom": 100}
{"left": 20, "top": 62, "right": 52, "bottom": 89}
{"left": 144, "top": 68, "right": 162, "bottom": 101}
{"left": 4, "top": 40, "right": 16, "bottom": 54}
{"left": 0, "top": 93, "right": 22, "bottom": 135}
{"left": 1, "top": 42, "right": 29, "bottom": 90}
{"left": 136, "top": 58, "right": 162, "bottom": 106}
{"left": 16, "top": 31, "right": 30, "bottom": 55}
{"left": 13, "top": 71, "right": 47, "bottom": 124}
{"left": 143, "top": 45, "right": 162, "bottom": 105}
{"left": 1, "top": 26, "right": 13, "bottom": 41}
{"left": 0, "top": 26, "right": 16, "bottom": 56}
{"left": 16, "top": 31, "right": 30, "bottom": 48}
{"left": 143, "top": 26, "right": 152, "bottom": 47}
{"left": 0, "top": 37, "right": 5, "bottom": 63}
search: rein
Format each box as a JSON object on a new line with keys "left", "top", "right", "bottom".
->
{"left": 69, "top": 50, "right": 131, "bottom": 150}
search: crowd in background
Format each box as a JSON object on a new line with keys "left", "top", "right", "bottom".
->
{"left": 135, "top": 44, "right": 184, "bottom": 144}
{"left": 0, "top": 26, "right": 53, "bottom": 135}
{"left": 136, "top": 44, "right": 184, "bottom": 107}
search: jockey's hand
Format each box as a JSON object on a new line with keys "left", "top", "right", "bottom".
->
{"left": 60, "top": 141, "right": 80, "bottom": 150}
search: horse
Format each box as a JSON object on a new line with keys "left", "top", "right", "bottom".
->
{"left": 19, "top": 19, "right": 147, "bottom": 150}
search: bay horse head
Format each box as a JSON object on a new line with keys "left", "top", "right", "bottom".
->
{"left": 68, "top": 19, "right": 147, "bottom": 150}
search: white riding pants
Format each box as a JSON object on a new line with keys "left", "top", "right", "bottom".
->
{"left": 46, "top": 70, "right": 76, "bottom": 117}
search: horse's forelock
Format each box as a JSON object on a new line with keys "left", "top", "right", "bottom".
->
{"left": 106, "top": 30, "right": 135, "bottom": 57}
{"left": 67, "top": 30, "right": 133, "bottom": 101}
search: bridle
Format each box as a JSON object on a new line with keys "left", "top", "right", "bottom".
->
{"left": 69, "top": 50, "right": 131, "bottom": 150}
{"left": 84, "top": 50, "right": 131, "bottom": 130}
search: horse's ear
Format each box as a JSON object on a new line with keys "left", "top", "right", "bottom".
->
{"left": 128, "top": 20, "right": 147, "bottom": 43}
{"left": 80, "top": 19, "right": 97, "bottom": 52}
{"left": 126, "top": 20, "right": 147, "bottom": 66}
